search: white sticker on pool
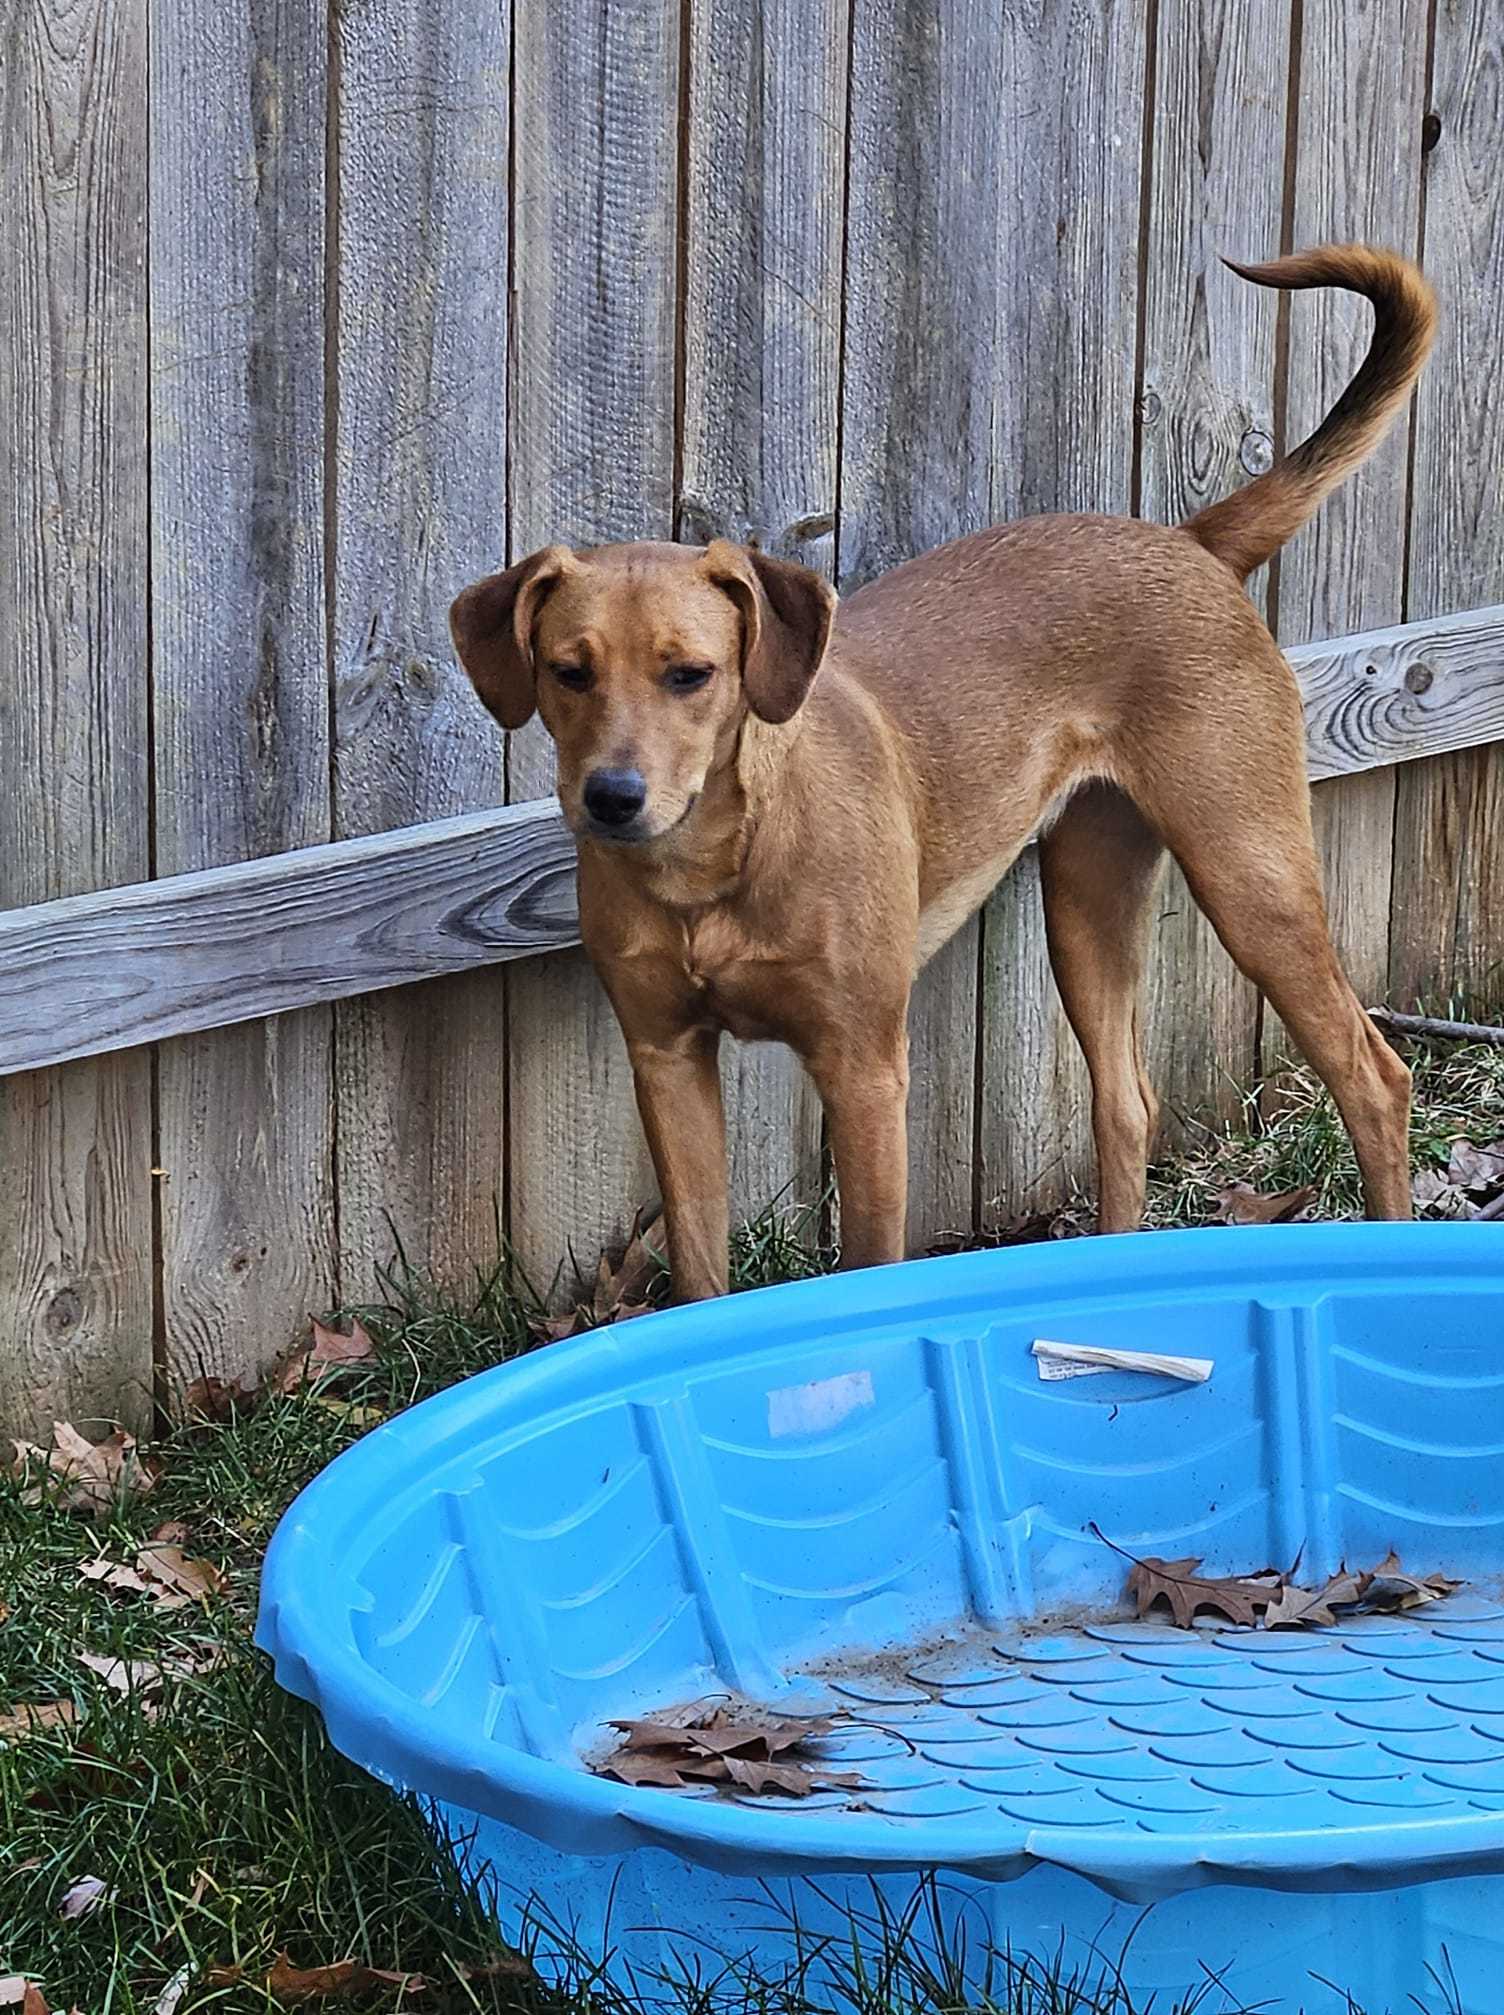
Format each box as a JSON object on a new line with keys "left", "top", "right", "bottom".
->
{"left": 767, "top": 1369, "right": 876, "bottom": 1437}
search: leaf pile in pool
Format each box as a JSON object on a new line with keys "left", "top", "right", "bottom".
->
{"left": 1126, "top": 1549, "right": 1462, "bottom": 1630}
{"left": 594, "top": 1705, "right": 863, "bottom": 1797}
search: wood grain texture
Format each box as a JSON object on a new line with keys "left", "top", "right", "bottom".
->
{"left": 841, "top": 0, "right": 1009, "bottom": 1250}
{"left": 977, "top": 0, "right": 1147, "bottom": 1228}
{"left": 1138, "top": 0, "right": 1290, "bottom": 1127}
{"left": 331, "top": 0, "right": 512, "bottom": 1294}
{"left": 1391, "top": 0, "right": 1504, "bottom": 1010}
{"left": 0, "top": 0, "right": 153, "bottom": 1437}
{"left": 680, "top": 0, "right": 845, "bottom": 1223}
{"left": 1263, "top": 0, "right": 1427, "bottom": 1063}
{"left": 0, "top": 803, "right": 578, "bottom": 1076}
{"left": 149, "top": 0, "right": 335, "bottom": 1395}
{"left": 507, "top": 0, "right": 678, "bottom": 1289}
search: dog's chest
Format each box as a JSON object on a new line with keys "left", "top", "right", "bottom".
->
{"left": 678, "top": 912, "right": 790, "bottom": 1043}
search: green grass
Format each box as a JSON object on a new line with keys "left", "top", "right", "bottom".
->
{"left": 2, "top": 1042, "right": 1498, "bottom": 2013}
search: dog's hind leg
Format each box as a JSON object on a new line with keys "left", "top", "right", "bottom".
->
{"left": 1039, "top": 784, "right": 1166, "bottom": 1233}
{"left": 1140, "top": 757, "right": 1413, "bottom": 1220}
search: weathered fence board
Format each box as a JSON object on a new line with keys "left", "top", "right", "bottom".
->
{"left": 507, "top": 0, "right": 678, "bottom": 1295}
{"left": 977, "top": 0, "right": 1146, "bottom": 1229}
{"left": 1138, "top": 0, "right": 1290, "bottom": 1126}
{"left": 0, "top": 0, "right": 155, "bottom": 1435}
{"left": 842, "top": 0, "right": 1010, "bottom": 1249}
{"left": 681, "top": 0, "right": 846, "bottom": 1223}
{"left": 331, "top": 0, "right": 512, "bottom": 1293}
{"left": 148, "top": 0, "right": 335, "bottom": 1394}
{"left": 1271, "top": 0, "right": 1428, "bottom": 1046}
{"left": 1390, "top": 0, "right": 1504, "bottom": 1008}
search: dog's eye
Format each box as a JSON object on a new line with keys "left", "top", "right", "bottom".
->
{"left": 664, "top": 664, "right": 713, "bottom": 693}
{"left": 550, "top": 663, "right": 591, "bottom": 692}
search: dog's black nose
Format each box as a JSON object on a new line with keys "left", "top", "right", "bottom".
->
{"left": 583, "top": 767, "right": 648, "bottom": 828}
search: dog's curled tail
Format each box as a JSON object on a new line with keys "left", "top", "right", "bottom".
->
{"left": 1182, "top": 243, "right": 1437, "bottom": 582}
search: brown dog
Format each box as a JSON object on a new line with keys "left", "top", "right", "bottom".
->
{"left": 452, "top": 245, "right": 1435, "bottom": 1301}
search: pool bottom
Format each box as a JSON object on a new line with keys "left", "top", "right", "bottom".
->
{"left": 438, "top": 1806, "right": 1499, "bottom": 2012}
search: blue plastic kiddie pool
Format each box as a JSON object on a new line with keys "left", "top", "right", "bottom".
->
{"left": 258, "top": 1224, "right": 1504, "bottom": 2010}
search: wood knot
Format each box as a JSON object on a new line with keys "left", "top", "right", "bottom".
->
{"left": 45, "top": 1287, "right": 83, "bottom": 1337}
{"left": 1404, "top": 661, "right": 1435, "bottom": 695}
{"left": 1238, "top": 427, "right": 1275, "bottom": 476}
{"left": 1137, "top": 388, "right": 1163, "bottom": 427}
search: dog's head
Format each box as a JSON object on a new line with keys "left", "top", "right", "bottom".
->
{"left": 449, "top": 540, "right": 835, "bottom": 844}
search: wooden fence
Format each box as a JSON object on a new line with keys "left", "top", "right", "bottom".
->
{"left": 3, "top": 0, "right": 1502, "bottom": 1438}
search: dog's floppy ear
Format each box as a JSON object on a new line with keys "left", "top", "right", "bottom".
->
{"left": 449, "top": 546, "right": 572, "bottom": 729}
{"left": 702, "top": 540, "right": 836, "bottom": 724}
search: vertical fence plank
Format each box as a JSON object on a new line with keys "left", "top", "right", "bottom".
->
{"left": 1391, "top": 0, "right": 1504, "bottom": 1010}
{"left": 507, "top": 0, "right": 678, "bottom": 1291}
{"left": 976, "top": 0, "right": 1147, "bottom": 1229}
{"left": 1138, "top": 0, "right": 1290, "bottom": 1128}
{"left": 841, "top": 0, "right": 1009, "bottom": 1252}
{"left": 1261, "top": 0, "right": 1427, "bottom": 1067}
{"left": 332, "top": 0, "right": 512, "bottom": 1296}
{"left": 0, "top": 0, "right": 153, "bottom": 1435}
{"left": 149, "top": 0, "right": 335, "bottom": 1393}
{"left": 681, "top": 0, "right": 845, "bottom": 1226}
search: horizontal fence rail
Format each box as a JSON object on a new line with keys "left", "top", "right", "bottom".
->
{"left": 2, "top": 601, "right": 1501, "bottom": 1079}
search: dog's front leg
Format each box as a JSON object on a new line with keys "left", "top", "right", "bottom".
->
{"left": 809, "top": 1042, "right": 910, "bottom": 1271}
{"left": 627, "top": 1030, "right": 731, "bottom": 1301}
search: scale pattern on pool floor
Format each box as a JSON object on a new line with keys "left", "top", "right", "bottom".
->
{"left": 713, "top": 1599, "right": 1504, "bottom": 1831}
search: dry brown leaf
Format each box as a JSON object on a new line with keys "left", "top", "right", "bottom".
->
{"left": 0, "top": 1982, "right": 51, "bottom": 2015}
{"left": 1127, "top": 1555, "right": 1278, "bottom": 1628}
{"left": 0, "top": 1699, "right": 77, "bottom": 1739}
{"left": 9, "top": 1423, "right": 159, "bottom": 1516}
{"left": 152, "top": 1519, "right": 192, "bottom": 1546}
{"left": 596, "top": 1704, "right": 857, "bottom": 1797}
{"left": 182, "top": 1374, "right": 260, "bottom": 1424}
{"left": 136, "top": 1543, "right": 228, "bottom": 1604}
{"left": 77, "top": 1557, "right": 154, "bottom": 1597}
{"left": 206, "top": 1954, "right": 427, "bottom": 2003}
{"left": 1448, "top": 1138, "right": 1504, "bottom": 1194}
{"left": 275, "top": 1317, "right": 377, "bottom": 1394}
{"left": 77, "top": 1650, "right": 169, "bottom": 1696}
{"left": 309, "top": 1395, "right": 386, "bottom": 1429}
{"left": 1216, "top": 1181, "right": 1318, "bottom": 1226}
{"left": 1358, "top": 1551, "right": 1460, "bottom": 1611}
{"left": 1264, "top": 1571, "right": 1364, "bottom": 1629}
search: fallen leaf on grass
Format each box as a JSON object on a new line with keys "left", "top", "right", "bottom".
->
{"left": 205, "top": 1955, "right": 427, "bottom": 2003}
{"left": 8, "top": 1424, "right": 159, "bottom": 1516}
{"left": 58, "top": 1874, "right": 109, "bottom": 1920}
{"left": 182, "top": 1374, "right": 260, "bottom": 1425}
{"left": 534, "top": 1212, "right": 667, "bottom": 1342}
{"left": 0, "top": 1981, "right": 50, "bottom": 2015}
{"left": 1447, "top": 1137, "right": 1504, "bottom": 1195}
{"left": 595, "top": 1704, "right": 860, "bottom": 1798}
{"left": 275, "top": 1317, "right": 377, "bottom": 1395}
{"left": 0, "top": 1699, "right": 77, "bottom": 1739}
{"left": 1216, "top": 1181, "right": 1318, "bottom": 1226}
{"left": 309, "top": 1395, "right": 386, "bottom": 1429}
{"left": 77, "top": 1557, "right": 154, "bottom": 1597}
{"left": 151, "top": 1520, "right": 192, "bottom": 1546}
{"left": 77, "top": 1650, "right": 170, "bottom": 1696}
{"left": 135, "top": 1542, "right": 228, "bottom": 1605}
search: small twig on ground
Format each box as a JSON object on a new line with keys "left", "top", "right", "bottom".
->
{"left": 1369, "top": 1007, "right": 1504, "bottom": 1047}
